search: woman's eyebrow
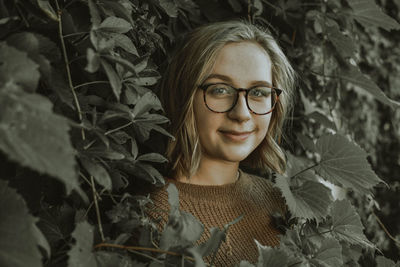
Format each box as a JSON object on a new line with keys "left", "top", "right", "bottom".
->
{"left": 205, "top": 73, "right": 273, "bottom": 87}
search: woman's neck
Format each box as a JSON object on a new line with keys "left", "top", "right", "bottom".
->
{"left": 177, "top": 156, "right": 240, "bottom": 186}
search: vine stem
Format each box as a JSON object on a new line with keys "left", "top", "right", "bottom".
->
{"left": 91, "top": 175, "right": 105, "bottom": 242}
{"left": 373, "top": 211, "right": 400, "bottom": 246}
{"left": 289, "top": 163, "right": 319, "bottom": 179}
{"left": 93, "top": 243, "right": 196, "bottom": 262}
{"left": 55, "top": 0, "right": 85, "bottom": 140}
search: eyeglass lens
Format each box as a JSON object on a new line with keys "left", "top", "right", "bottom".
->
{"left": 204, "top": 84, "right": 276, "bottom": 114}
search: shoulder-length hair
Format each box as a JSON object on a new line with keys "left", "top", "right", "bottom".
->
{"left": 159, "top": 20, "right": 295, "bottom": 179}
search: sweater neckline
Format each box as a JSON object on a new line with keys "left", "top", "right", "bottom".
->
{"left": 165, "top": 169, "right": 250, "bottom": 201}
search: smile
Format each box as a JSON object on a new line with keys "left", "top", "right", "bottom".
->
{"left": 219, "top": 130, "right": 253, "bottom": 141}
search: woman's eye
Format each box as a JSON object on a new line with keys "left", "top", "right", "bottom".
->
{"left": 209, "top": 86, "right": 231, "bottom": 95}
{"left": 249, "top": 88, "right": 271, "bottom": 97}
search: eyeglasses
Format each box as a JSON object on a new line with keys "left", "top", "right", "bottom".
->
{"left": 198, "top": 83, "right": 282, "bottom": 115}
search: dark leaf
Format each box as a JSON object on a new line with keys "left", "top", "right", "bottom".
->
{"left": 80, "top": 157, "right": 112, "bottom": 190}
{"left": 159, "top": 0, "right": 179, "bottom": 17}
{"left": 101, "top": 59, "right": 122, "bottom": 100}
{"left": 0, "top": 180, "right": 49, "bottom": 267}
{"left": 0, "top": 42, "right": 40, "bottom": 92}
{"left": 0, "top": 86, "right": 80, "bottom": 195}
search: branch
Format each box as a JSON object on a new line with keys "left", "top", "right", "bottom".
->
{"left": 56, "top": 0, "right": 85, "bottom": 140}
{"left": 91, "top": 175, "right": 105, "bottom": 242}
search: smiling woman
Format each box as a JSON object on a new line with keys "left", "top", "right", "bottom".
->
{"left": 147, "top": 20, "right": 296, "bottom": 266}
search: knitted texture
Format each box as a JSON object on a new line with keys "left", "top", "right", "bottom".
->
{"left": 147, "top": 169, "right": 286, "bottom": 266}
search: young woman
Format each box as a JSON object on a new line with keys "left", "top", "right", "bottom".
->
{"left": 148, "top": 20, "right": 295, "bottom": 266}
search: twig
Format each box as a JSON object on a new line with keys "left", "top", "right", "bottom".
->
{"left": 373, "top": 211, "right": 400, "bottom": 246}
{"left": 91, "top": 175, "right": 105, "bottom": 242}
{"left": 94, "top": 243, "right": 196, "bottom": 262}
{"left": 105, "top": 121, "right": 134, "bottom": 136}
{"left": 74, "top": 81, "right": 110, "bottom": 90}
{"left": 63, "top": 31, "right": 89, "bottom": 38}
{"left": 56, "top": 0, "right": 85, "bottom": 140}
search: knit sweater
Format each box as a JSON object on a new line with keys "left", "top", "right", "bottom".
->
{"left": 147, "top": 169, "right": 286, "bottom": 266}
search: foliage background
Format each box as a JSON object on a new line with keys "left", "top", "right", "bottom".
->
{"left": 0, "top": 0, "right": 400, "bottom": 266}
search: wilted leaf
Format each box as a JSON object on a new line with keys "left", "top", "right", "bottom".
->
{"left": 0, "top": 180, "right": 49, "bottom": 267}
{"left": 67, "top": 221, "right": 96, "bottom": 267}
{"left": 0, "top": 42, "right": 40, "bottom": 92}
{"left": 98, "top": 16, "right": 132, "bottom": 33}
{"left": 347, "top": 0, "right": 400, "bottom": 31}
{"left": 315, "top": 134, "right": 384, "bottom": 194}
{"left": 0, "top": 86, "right": 80, "bottom": 195}
{"left": 331, "top": 200, "right": 374, "bottom": 248}
{"left": 275, "top": 176, "right": 333, "bottom": 222}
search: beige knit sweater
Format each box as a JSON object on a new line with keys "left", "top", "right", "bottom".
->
{"left": 147, "top": 169, "right": 286, "bottom": 266}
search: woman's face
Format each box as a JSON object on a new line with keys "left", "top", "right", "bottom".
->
{"left": 193, "top": 41, "right": 272, "bottom": 163}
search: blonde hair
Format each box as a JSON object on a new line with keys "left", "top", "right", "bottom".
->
{"left": 159, "top": 20, "right": 295, "bottom": 179}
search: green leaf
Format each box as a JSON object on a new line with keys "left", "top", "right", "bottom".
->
{"left": 95, "top": 251, "right": 143, "bottom": 267}
{"left": 255, "top": 241, "right": 289, "bottom": 267}
{"left": 326, "top": 25, "right": 356, "bottom": 58}
{"left": 160, "top": 184, "right": 204, "bottom": 250}
{"left": 331, "top": 200, "right": 374, "bottom": 248}
{"left": 85, "top": 48, "right": 100, "bottom": 73}
{"left": 79, "top": 157, "right": 112, "bottom": 190}
{"left": 101, "top": 59, "right": 122, "bottom": 100}
{"left": 88, "top": 0, "right": 101, "bottom": 29}
{"left": 307, "top": 111, "right": 337, "bottom": 130}
{"left": 112, "top": 33, "right": 139, "bottom": 56}
{"left": 0, "top": 86, "right": 80, "bottom": 195}
{"left": 159, "top": 0, "right": 178, "bottom": 17}
{"left": 37, "top": 0, "right": 58, "bottom": 20}
{"left": 98, "top": 16, "right": 132, "bottom": 33}
{"left": 315, "top": 134, "right": 384, "bottom": 194}
{"left": 0, "top": 180, "right": 49, "bottom": 267}
{"left": 376, "top": 256, "right": 400, "bottom": 267}
{"left": 137, "top": 153, "right": 168, "bottom": 163}
{"left": 275, "top": 176, "right": 333, "bottom": 222}
{"left": 347, "top": 0, "right": 400, "bottom": 31}
{"left": 0, "top": 42, "right": 40, "bottom": 92}
{"left": 67, "top": 221, "right": 97, "bottom": 267}
{"left": 132, "top": 92, "right": 163, "bottom": 117}
{"left": 338, "top": 66, "right": 400, "bottom": 109}
{"left": 310, "top": 238, "right": 343, "bottom": 267}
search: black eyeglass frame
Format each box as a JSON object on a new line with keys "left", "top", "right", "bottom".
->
{"left": 198, "top": 83, "right": 283, "bottom": 115}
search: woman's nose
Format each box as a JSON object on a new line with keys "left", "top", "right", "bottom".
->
{"left": 227, "top": 91, "right": 251, "bottom": 122}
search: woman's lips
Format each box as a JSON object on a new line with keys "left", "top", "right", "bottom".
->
{"left": 219, "top": 130, "right": 253, "bottom": 141}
